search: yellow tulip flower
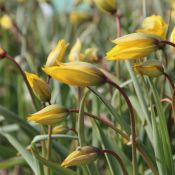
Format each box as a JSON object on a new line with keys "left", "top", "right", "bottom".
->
{"left": 136, "top": 15, "right": 167, "bottom": 39}
{"left": 42, "top": 62, "right": 106, "bottom": 87}
{"left": 94, "top": 0, "right": 117, "bottom": 15}
{"left": 106, "top": 33, "right": 160, "bottom": 60}
{"left": 133, "top": 60, "right": 164, "bottom": 77}
{"left": 61, "top": 146, "right": 99, "bottom": 168}
{"left": 46, "top": 39, "right": 68, "bottom": 66}
{"left": 27, "top": 105, "right": 69, "bottom": 125}
{"left": 25, "top": 72, "right": 51, "bottom": 102}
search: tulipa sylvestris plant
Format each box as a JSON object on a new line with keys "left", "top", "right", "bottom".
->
{"left": 2, "top": 1, "right": 175, "bottom": 175}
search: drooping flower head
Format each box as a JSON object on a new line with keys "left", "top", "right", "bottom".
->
{"left": 25, "top": 72, "right": 51, "bottom": 102}
{"left": 42, "top": 62, "right": 106, "bottom": 87}
{"left": 133, "top": 60, "right": 164, "bottom": 77}
{"left": 27, "top": 104, "right": 69, "bottom": 125}
{"left": 136, "top": 15, "right": 167, "bottom": 39}
{"left": 61, "top": 146, "right": 99, "bottom": 168}
{"left": 106, "top": 33, "right": 161, "bottom": 60}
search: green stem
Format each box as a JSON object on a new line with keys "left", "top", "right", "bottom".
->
{"left": 163, "top": 72, "right": 174, "bottom": 90}
{"left": 5, "top": 54, "right": 38, "bottom": 110}
{"left": 46, "top": 125, "right": 52, "bottom": 175}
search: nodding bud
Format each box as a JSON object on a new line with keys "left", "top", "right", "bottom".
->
{"left": 27, "top": 104, "right": 69, "bottom": 125}
{"left": 61, "top": 146, "right": 99, "bottom": 168}
{"left": 42, "top": 61, "right": 106, "bottom": 87}
{"left": 133, "top": 60, "right": 164, "bottom": 77}
{"left": 106, "top": 33, "right": 161, "bottom": 60}
{"left": 25, "top": 72, "right": 51, "bottom": 102}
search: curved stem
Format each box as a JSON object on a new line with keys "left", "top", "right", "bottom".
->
{"left": 5, "top": 54, "right": 38, "bottom": 110}
{"left": 106, "top": 79, "right": 137, "bottom": 175}
{"left": 163, "top": 72, "right": 174, "bottom": 90}
{"left": 159, "top": 40, "right": 175, "bottom": 48}
{"left": 69, "top": 109, "right": 158, "bottom": 175}
{"left": 46, "top": 125, "right": 52, "bottom": 175}
{"left": 98, "top": 149, "right": 128, "bottom": 175}
{"left": 70, "top": 109, "right": 128, "bottom": 139}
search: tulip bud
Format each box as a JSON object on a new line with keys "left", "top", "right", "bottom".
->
{"left": 27, "top": 104, "right": 69, "bottom": 125}
{"left": 136, "top": 15, "right": 167, "bottom": 39}
{"left": 52, "top": 124, "right": 67, "bottom": 134}
{"left": 0, "top": 14, "right": 13, "bottom": 30}
{"left": 81, "top": 48, "right": 99, "bottom": 63}
{"left": 42, "top": 61, "right": 106, "bottom": 87}
{"left": 61, "top": 146, "right": 99, "bottom": 168}
{"left": 94, "top": 0, "right": 117, "bottom": 15}
{"left": 25, "top": 72, "right": 51, "bottom": 102}
{"left": 106, "top": 33, "right": 161, "bottom": 60}
{"left": 68, "top": 39, "right": 84, "bottom": 62}
{"left": 46, "top": 39, "right": 68, "bottom": 66}
{"left": 133, "top": 60, "right": 164, "bottom": 77}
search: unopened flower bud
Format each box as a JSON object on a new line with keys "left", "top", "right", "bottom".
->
{"left": 46, "top": 39, "right": 68, "bottom": 66}
{"left": 42, "top": 61, "right": 106, "bottom": 87}
{"left": 133, "top": 60, "right": 164, "bottom": 77}
{"left": 106, "top": 33, "right": 161, "bottom": 60}
{"left": 61, "top": 146, "right": 99, "bottom": 168}
{"left": 27, "top": 104, "right": 69, "bottom": 125}
{"left": 25, "top": 72, "right": 51, "bottom": 102}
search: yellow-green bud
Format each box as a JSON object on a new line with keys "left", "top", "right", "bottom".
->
{"left": 133, "top": 60, "right": 164, "bottom": 77}
{"left": 61, "top": 146, "right": 99, "bottom": 168}
{"left": 25, "top": 72, "right": 51, "bottom": 102}
{"left": 27, "top": 104, "right": 69, "bottom": 125}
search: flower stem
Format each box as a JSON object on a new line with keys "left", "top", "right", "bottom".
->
{"left": 46, "top": 125, "right": 52, "bottom": 175}
{"left": 106, "top": 79, "right": 137, "bottom": 175}
{"left": 70, "top": 109, "right": 128, "bottom": 139}
{"left": 5, "top": 53, "right": 38, "bottom": 110}
{"left": 98, "top": 149, "right": 128, "bottom": 175}
{"left": 115, "top": 15, "right": 121, "bottom": 37}
{"left": 159, "top": 40, "right": 175, "bottom": 48}
{"left": 163, "top": 72, "right": 174, "bottom": 90}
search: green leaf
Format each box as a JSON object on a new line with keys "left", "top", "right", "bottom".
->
{"left": 0, "top": 157, "right": 26, "bottom": 169}
{"left": 1, "top": 132, "right": 39, "bottom": 175}
{"left": 0, "top": 105, "right": 38, "bottom": 137}
{"left": 32, "top": 134, "right": 77, "bottom": 143}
